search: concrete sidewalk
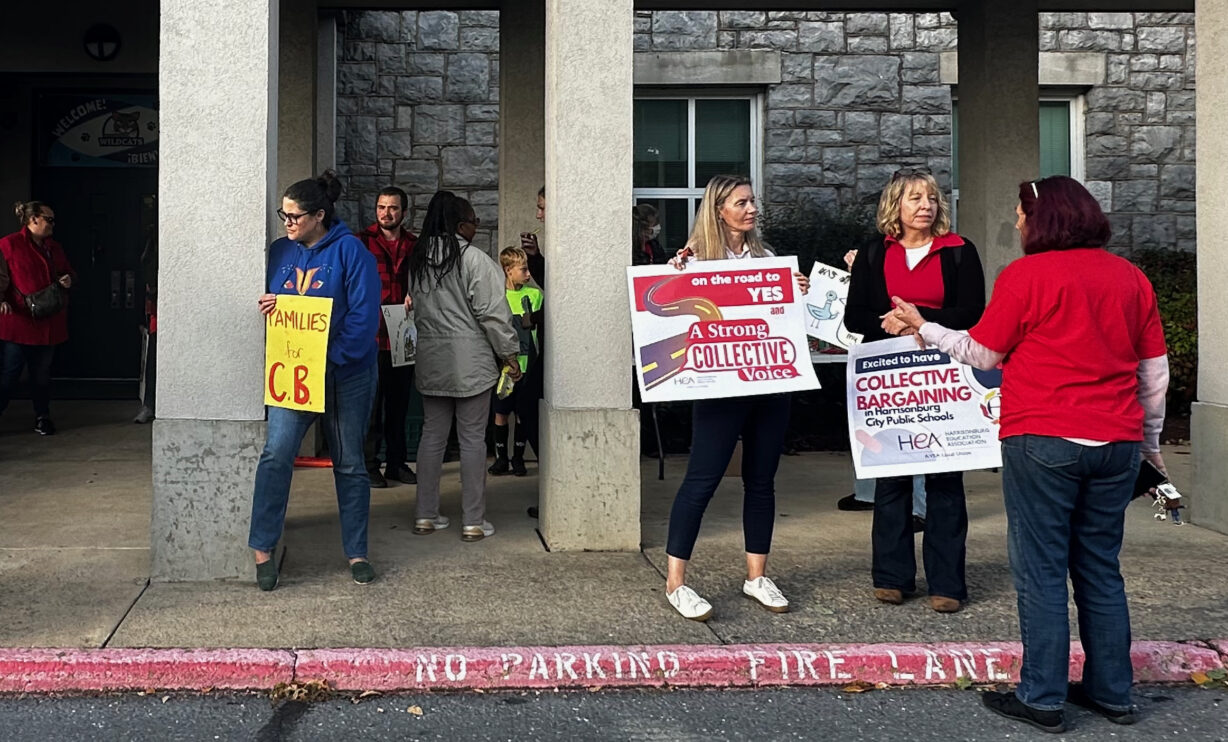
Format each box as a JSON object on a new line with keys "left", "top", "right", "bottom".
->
{"left": 1, "top": 401, "right": 1226, "bottom": 691}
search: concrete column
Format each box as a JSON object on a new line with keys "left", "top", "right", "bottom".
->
{"left": 152, "top": 0, "right": 279, "bottom": 580}
{"left": 315, "top": 13, "right": 338, "bottom": 172}
{"left": 1191, "top": 0, "right": 1228, "bottom": 535}
{"left": 498, "top": 0, "right": 545, "bottom": 254}
{"left": 956, "top": 0, "right": 1039, "bottom": 289}
{"left": 540, "top": 0, "right": 640, "bottom": 551}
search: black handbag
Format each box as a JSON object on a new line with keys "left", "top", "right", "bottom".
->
{"left": 24, "top": 282, "right": 65, "bottom": 319}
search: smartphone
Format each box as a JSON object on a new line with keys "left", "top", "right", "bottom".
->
{"left": 1133, "top": 458, "right": 1168, "bottom": 500}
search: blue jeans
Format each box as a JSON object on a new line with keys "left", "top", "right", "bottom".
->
{"left": 854, "top": 475, "right": 927, "bottom": 518}
{"left": 666, "top": 394, "right": 791, "bottom": 560}
{"left": 872, "top": 471, "right": 967, "bottom": 599}
{"left": 1001, "top": 435, "right": 1139, "bottom": 712}
{"left": 249, "top": 363, "right": 378, "bottom": 560}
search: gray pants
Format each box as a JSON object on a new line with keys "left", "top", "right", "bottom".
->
{"left": 416, "top": 390, "right": 492, "bottom": 526}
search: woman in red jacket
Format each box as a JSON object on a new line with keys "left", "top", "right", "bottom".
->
{"left": 0, "top": 201, "right": 75, "bottom": 435}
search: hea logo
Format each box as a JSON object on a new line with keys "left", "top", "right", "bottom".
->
{"left": 897, "top": 433, "right": 943, "bottom": 451}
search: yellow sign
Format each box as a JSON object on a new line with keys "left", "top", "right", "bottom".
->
{"left": 264, "top": 294, "right": 333, "bottom": 413}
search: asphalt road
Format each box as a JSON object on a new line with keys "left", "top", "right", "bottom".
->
{"left": 0, "top": 686, "right": 1225, "bottom": 742}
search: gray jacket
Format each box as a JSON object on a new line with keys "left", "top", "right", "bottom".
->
{"left": 411, "top": 238, "right": 518, "bottom": 397}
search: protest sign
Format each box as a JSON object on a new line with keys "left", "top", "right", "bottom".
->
{"left": 264, "top": 294, "right": 333, "bottom": 413}
{"left": 627, "top": 257, "right": 820, "bottom": 403}
{"left": 804, "top": 261, "right": 862, "bottom": 350}
{"left": 847, "top": 336, "right": 1003, "bottom": 478}
{"left": 381, "top": 304, "right": 417, "bottom": 367}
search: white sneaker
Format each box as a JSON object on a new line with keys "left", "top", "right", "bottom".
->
{"left": 413, "top": 515, "right": 450, "bottom": 535}
{"left": 461, "top": 520, "right": 494, "bottom": 542}
{"left": 743, "top": 576, "right": 790, "bottom": 613}
{"left": 667, "top": 585, "right": 713, "bottom": 622}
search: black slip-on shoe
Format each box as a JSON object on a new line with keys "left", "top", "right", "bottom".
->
{"left": 982, "top": 690, "right": 1066, "bottom": 734}
{"left": 387, "top": 466, "right": 417, "bottom": 485}
{"left": 350, "top": 560, "right": 376, "bottom": 585}
{"left": 256, "top": 560, "right": 279, "bottom": 592}
{"left": 368, "top": 469, "right": 388, "bottom": 488}
{"left": 34, "top": 417, "right": 56, "bottom": 436}
{"left": 837, "top": 493, "right": 874, "bottom": 511}
{"left": 1067, "top": 684, "right": 1138, "bottom": 725}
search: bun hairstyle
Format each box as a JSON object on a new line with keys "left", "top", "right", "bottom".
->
{"left": 283, "top": 169, "right": 343, "bottom": 227}
{"left": 15, "top": 200, "right": 50, "bottom": 227}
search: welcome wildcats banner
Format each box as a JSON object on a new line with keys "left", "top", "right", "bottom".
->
{"left": 264, "top": 295, "right": 333, "bottom": 413}
{"left": 847, "top": 336, "right": 1003, "bottom": 479}
{"left": 627, "top": 257, "right": 820, "bottom": 403}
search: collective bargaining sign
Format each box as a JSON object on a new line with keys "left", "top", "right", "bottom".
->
{"left": 627, "top": 257, "right": 820, "bottom": 403}
{"left": 264, "top": 295, "right": 333, "bottom": 413}
{"left": 847, "top": 336, "right": 1003, "bottom": 478}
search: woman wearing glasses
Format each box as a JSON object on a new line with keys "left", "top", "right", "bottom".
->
{"left": 0, "top": 201, "right": 75, "bottom": 436}
{"left": 408, "top": 191, "right": 520, "bottom": 542}
{"left": 249, "top": 170, "right": 382, "bottom": 591}
{"left": 890, "top": 176, "right": 1166, "bottom": 732}
{"left": 844, "top": 167, "right": 985, "bottom": 614}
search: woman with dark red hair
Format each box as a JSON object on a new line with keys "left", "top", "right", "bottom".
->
{"left": 891, "top": 175, "right": 1168, "bottom": 733}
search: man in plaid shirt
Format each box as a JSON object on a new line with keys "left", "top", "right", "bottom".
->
{"left": 360, "top": 186, "right": 417, "bottom": 487}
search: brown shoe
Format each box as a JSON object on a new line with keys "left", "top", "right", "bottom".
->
{"left": 930, "top": 596, "right": 962, "bottom": 613}
{"left": 874, "top": 588, "right": 904, "bottom": 605}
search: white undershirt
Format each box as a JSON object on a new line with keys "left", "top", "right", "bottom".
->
{"left": 903, "top": 241, "right": 933, "bottom": 270}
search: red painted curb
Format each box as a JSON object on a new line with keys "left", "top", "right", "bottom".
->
{"left": 0, "top": 649, "right": 295, "bottom": 693}
{"left": 1209, "top": 639, "right": 1228, "bottom": 660}
{"left": 294, "top": 641, "right": 1224, "bottom": 692}
{"left": 1, "top": 642, "right": 1220, "bottom": 693}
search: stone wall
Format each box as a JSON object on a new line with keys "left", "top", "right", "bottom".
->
{"left": 335, "top": 10, "right": 500, "bottom": 252}
{"left": 336, "top": 10, "right": 1196, "bottom": 252}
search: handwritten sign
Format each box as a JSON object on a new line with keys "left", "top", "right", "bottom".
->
{"left": 804, "top": 262, "right": 862, "bottom": 350}
{"left": 627, "top": 257, "right": 820, "bottom": 402}
{"left": 847, "top": 336, "right": 1002, "bottom": 478}
{"left": 264, "top": 295, "right": 333, "bottom": 413}
{"left": 380, "top": 304, "right": 417, "bottom": 368}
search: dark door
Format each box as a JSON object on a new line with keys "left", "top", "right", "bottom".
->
{"left": 31, "top": 91, "right": 158, "bottom": 385}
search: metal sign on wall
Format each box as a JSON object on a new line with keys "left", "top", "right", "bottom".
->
{"left": 38, "top": 93, "right": 158, "bottom": 168}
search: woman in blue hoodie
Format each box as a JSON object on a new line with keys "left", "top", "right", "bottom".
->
{"left": 250, "top": 170, "right": 382, "bottom": 591}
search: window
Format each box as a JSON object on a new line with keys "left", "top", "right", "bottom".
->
{"left": 632, "top": 93, "right": 763, "bottom": 256}
{"left": 951, "top": 95, "right": 1085, "bottom": 226}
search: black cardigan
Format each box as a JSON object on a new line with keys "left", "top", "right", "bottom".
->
{"left": 844, "top": 234, "right": 986, "bottom": 342}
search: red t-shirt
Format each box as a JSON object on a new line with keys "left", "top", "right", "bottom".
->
{"left": 969, "top": 248, "right": 1167, "bottom": 442}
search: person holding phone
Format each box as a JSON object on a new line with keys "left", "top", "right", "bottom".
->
{"left": 0, "top": 201, "right": 75, "bottom": 435}
{"left": 890, "top": 176, "right": 1168, "bottom": 733}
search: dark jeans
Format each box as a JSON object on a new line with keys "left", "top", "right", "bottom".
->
{"left": 1001, "top": 434, "right": 1139, "bottom": 712}
{"left": 249, "top": 363, "right": 378, "bottom": 559}
{"left": 872, "top": 471, "right": 967, "bottom": 599}
{"left": 0, "top": 342, "right": 56, "bottom": 419}
{"left": 364, "top": 350, "right": 413, "bottom": 473}
{"left": 666, "top": 394, "right": 791, "bottom": 561}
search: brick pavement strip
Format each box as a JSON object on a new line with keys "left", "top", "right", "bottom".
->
{"left": 0, "top": 642, "right": 1221, "bottom": 694}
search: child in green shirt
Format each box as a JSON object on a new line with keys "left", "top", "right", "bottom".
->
{"left": 490, "top": 247, "right": 543, "bottom": 476}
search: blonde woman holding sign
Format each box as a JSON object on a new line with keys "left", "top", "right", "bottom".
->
{"left": 662, "top": 174, "right": 809, "bottom": 622}
{"left": 250, "top": 171, "right": 382, "bottom": 591}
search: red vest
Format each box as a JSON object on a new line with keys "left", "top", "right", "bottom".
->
{"left": 0, "top": 228, "right": 75, "bottom": 345}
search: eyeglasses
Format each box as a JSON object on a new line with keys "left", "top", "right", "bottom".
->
{"left": 37, "top": 215, "right": 56, "bottom": 225}
{"left": 461, "top": 216, "right": 481, "bottom": 227}
{"left": 891, "top": 166, "right": 933, "bottom": 181}
{"left": 276, "top": 209, "right": 315, "bottom": 225}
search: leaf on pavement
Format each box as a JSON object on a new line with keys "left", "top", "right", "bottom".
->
{"left": 955, "top": 676, "right": 973, "bottom": 690}
{"left": 407, "top": 705, "right": 424, "bottom": 716}
{"left": 1191, "top": 671, "right": 1210, "bottom": 685}
{"left": 841, "top": 680, "right": 875, "bottom": 693}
